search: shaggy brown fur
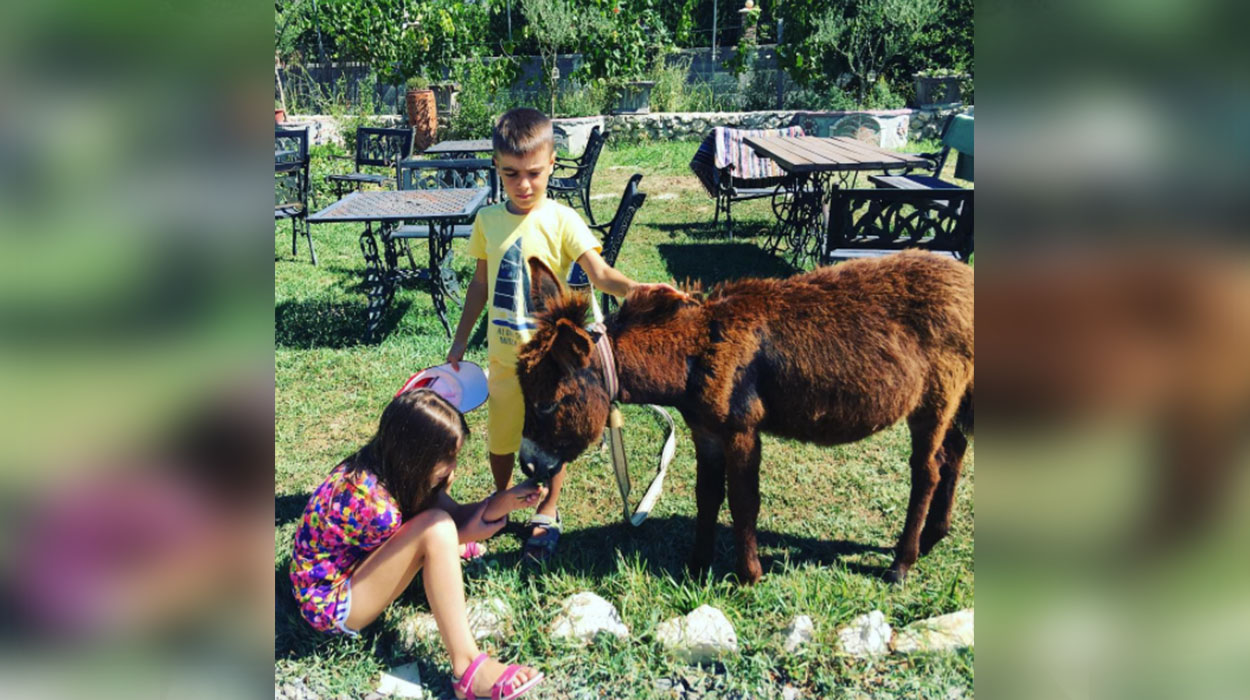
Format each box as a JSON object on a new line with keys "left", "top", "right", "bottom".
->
{"left": 516, "top": 250, "right": 974, "bottom": 584}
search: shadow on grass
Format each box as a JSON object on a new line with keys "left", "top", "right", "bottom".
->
{"left": 652, "top": 218, "right": 777, "bottom": 243}
{"left": 513, "top": 516, "right": 892, "bottom": 583}
{"left": 276, "top": 298, "right": 411, "bottom": 349}
{"left": 276, "top": 493, "right": 308, "bottom": 526}
{"left": 656, "top": 242, "right": 799, "bottom": 290}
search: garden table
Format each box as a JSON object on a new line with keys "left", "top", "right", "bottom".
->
{"left": 422, "top": 139, "right": 493, "bottom": 159}
{"left": 743, "top": 135, "right": 929, "bottom": 267}
{"left": 308, "top": 188, "right": 490, "bottom": 341}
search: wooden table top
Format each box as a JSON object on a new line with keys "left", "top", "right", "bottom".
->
{"left": 743, "top": 135, "right": 930, "bottom": 174}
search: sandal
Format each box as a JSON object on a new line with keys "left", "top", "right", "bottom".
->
{"left": 461, "top": 541, "right": 488, "bottom": 561}
{"left": 523, "top": 511, "right": 562, "bottom": 564}
{"left": 451, "top": 652, "right": 543, "bottom": 700}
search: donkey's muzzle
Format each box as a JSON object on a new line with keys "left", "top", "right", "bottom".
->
{"left": 519, "top": 438, "right": 564, "bottom": 483}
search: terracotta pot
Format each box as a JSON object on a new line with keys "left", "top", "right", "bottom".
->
{"left": 275, "top": 108, "right": 286, "bottom": 124}
{"left": 405, "top": 88, "right": 438, "bottom": 152}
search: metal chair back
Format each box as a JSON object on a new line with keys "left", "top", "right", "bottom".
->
{"left": 396, "top": 158, "right": 499, "bottom": 203}
{"left": 550, "top": 126, "right": 609, "bottom": 224}
{"left": 274, "top": 127, "right": 316, "bottom": 264}
{"left": 567, "top": 173, "right": 647, "bottom": 313}
{"left": 354, "top": 127, "right": 415, "bottom": 170}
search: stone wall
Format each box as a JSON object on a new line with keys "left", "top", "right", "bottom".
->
{"left": 284, "top": 104, "right": 967, "bottom": 151}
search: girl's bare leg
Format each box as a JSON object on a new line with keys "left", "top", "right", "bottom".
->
{"left": 344, "top": 509, "right": 539, "bottom": 696}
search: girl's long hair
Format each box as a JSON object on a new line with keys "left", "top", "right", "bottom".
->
{"left": 345, "top": 389, "right": 468, "bottom": 520}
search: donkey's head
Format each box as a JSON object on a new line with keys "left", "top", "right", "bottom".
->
{"left": 515, "top": 258, "right": 613, "bottom": 481}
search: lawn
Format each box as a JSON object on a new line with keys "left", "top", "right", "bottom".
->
{"left": 275, "top": 137, "right": 974, "bottom": 699}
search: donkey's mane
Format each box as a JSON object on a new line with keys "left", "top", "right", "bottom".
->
{"left": 535, "top": 287, "right": 591, "bottom": 329}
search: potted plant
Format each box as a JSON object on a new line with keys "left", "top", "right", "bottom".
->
{"left": 914, "top": 69, "right": 969, "bottom": 106}
{"left": 404, "top": 75, "right": 437, "bottom": 151}
{"left": 275, "top": 99, "right": 286, "bottom": 125}
{"left": 578, "top": 3, "right": 670, "bottom": 115}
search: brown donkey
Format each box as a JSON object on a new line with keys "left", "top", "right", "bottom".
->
{"left": 515, "top": 250, "right": 974, "bottom": 584}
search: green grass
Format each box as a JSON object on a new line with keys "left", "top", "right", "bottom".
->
{"left": 276, "top": 139, "right": 974, "bottom": 698}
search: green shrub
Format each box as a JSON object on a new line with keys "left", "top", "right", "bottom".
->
{"left": 554, "top": 81, "right": 611, "bottom": 118}
{"left": 443, "top": 59, "right": 523, "bottom": 140}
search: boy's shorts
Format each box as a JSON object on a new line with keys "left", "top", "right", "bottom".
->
{"left": 487, "top": 363, "right": 524, "bottom": 455}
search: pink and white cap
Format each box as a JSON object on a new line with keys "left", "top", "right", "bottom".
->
{"left": 395, "top": 361, "right": 489, "bottom": 413}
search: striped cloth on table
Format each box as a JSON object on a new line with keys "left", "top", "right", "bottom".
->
{"left": 689, "top": 125, "right": 805, "bottom": 198}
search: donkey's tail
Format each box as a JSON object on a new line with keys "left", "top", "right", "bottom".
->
{"left": 954, "top": 381, "right": 973, "bottom": 436}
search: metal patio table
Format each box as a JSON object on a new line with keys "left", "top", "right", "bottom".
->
{"left": 422, "top": 139, "right": 493, "bottom": 159}
{"left": 743, "top": 135, "right": 930, "bottom": 267}
{"left": 307, "top": 188, "right": 490, "bottom": 341}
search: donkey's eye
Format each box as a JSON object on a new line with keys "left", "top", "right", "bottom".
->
{"left": 536, "top": 402, "right": 558, "bottom": 416}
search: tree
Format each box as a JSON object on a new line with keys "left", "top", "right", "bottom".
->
{"left": 778, "top": 0, "right": 941, "bottom": 105}
{"left": 519, "top": 0, "right": 582, "bottom": 115}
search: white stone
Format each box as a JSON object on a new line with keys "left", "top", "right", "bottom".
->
{"left": 466, "top": 597, "right": 510, "bottom": 641}
{"left": 400, "top": 597, "right": 509, "bottom": 648}
{"left": 781, "top": 685, "right": 801, "bottom": 700}
{"left": 836, "top": 610, "right": 893, "bottom": 657}
{"left": 892, "top": 609, "right": 974, "bottom": 654}
{"left": 400, "top": 611, "right": 440, "bottom": 647}
{"left": 550, "top": 591, "right": 630, "bottom": 644}
{"left": 782, "top": 615, "right": 815, "bottom": 653}
{"left": 655, "top": 604, "right": 739, "bottom": 663}
{"left": 377, "top": 662, "right": 427, "bottom": 698}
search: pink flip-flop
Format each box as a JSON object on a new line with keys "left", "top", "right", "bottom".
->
{"left": 451, "top": 652, "right": 543, "bottom": 700}
{"left": 461, "top": 540, "right": 487, "bottom": 561}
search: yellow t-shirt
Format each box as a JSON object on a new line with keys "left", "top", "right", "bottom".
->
{"left": 467, "top": 197, "right": 601, "bottom": 374}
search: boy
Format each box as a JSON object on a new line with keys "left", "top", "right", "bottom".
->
{"left": 446, "top": 107, "right": 670, "bottom": 562}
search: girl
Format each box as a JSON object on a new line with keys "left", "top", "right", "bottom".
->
{"left": 290, "top": 388, "right": 545, "bottom": 700}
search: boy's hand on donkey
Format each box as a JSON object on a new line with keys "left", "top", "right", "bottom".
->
{"left": 633, "top": 282, "right": 688, "bottom": 299}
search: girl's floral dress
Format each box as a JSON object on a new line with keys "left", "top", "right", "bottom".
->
{"left": 290, "top": 462, "right": 402, "bottom": 634}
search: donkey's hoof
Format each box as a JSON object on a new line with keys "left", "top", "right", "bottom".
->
{"left": 736, "top": 562, "right": 763, "bottom": 585}
{"left": 883, "top": 566, "right": 909, "bottom": 585}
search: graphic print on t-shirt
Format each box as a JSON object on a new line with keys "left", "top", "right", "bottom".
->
{"left": 490, "top": 237, "right": 535, "bottom": 331}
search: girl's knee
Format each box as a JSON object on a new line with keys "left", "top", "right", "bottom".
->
{"left": 404, "top": 508, "right": 457, "bottom": 545}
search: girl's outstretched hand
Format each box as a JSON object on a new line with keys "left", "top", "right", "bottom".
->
{"left": 482, "top": 480, "right": 547, "bottom": 523}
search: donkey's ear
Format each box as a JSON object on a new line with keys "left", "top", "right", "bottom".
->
{"left": 528, "top": 257, "right": 563, "bottom": 315}
{"left": 551, "top": 318, "right": 593, "bottom": 370}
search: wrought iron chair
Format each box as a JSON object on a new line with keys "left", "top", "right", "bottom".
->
{"left": 325, "top": 127, "right": 415, "bottom": 200}
{"left": 548, "top": 126, "right": 609, "bottom": 225}
{"left": 275, "top": 128, "right": 316, "bottom": 264}
{"left": 874, "top": 112, "right": 971, "bottom": 182}
{"left": 689, "top": 125, "right": 805, "bottom": 238}
{"left": 567, "top": 173, "right": 647, "bottom": 314}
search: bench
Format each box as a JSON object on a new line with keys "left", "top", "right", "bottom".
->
{"left": 823, "top": 187, "right": 973, "bottom": 263}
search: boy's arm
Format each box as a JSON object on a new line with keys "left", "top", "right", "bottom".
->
{"left": 447, "top": 258, "right": 489, "bottom": 370}
{"left": 576, "top": 249, "right": 680, "bottom": 300}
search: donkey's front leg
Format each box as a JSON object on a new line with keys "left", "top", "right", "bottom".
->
{"left": 690, "top": 428, "right": 726, "bottom": 576}
{"left": 725, "top": 428, "right": 764, "bottom": 584}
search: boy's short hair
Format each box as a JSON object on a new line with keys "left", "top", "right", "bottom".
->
{"left": 493, "top": 108, "right": 554, "bottom": 158}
